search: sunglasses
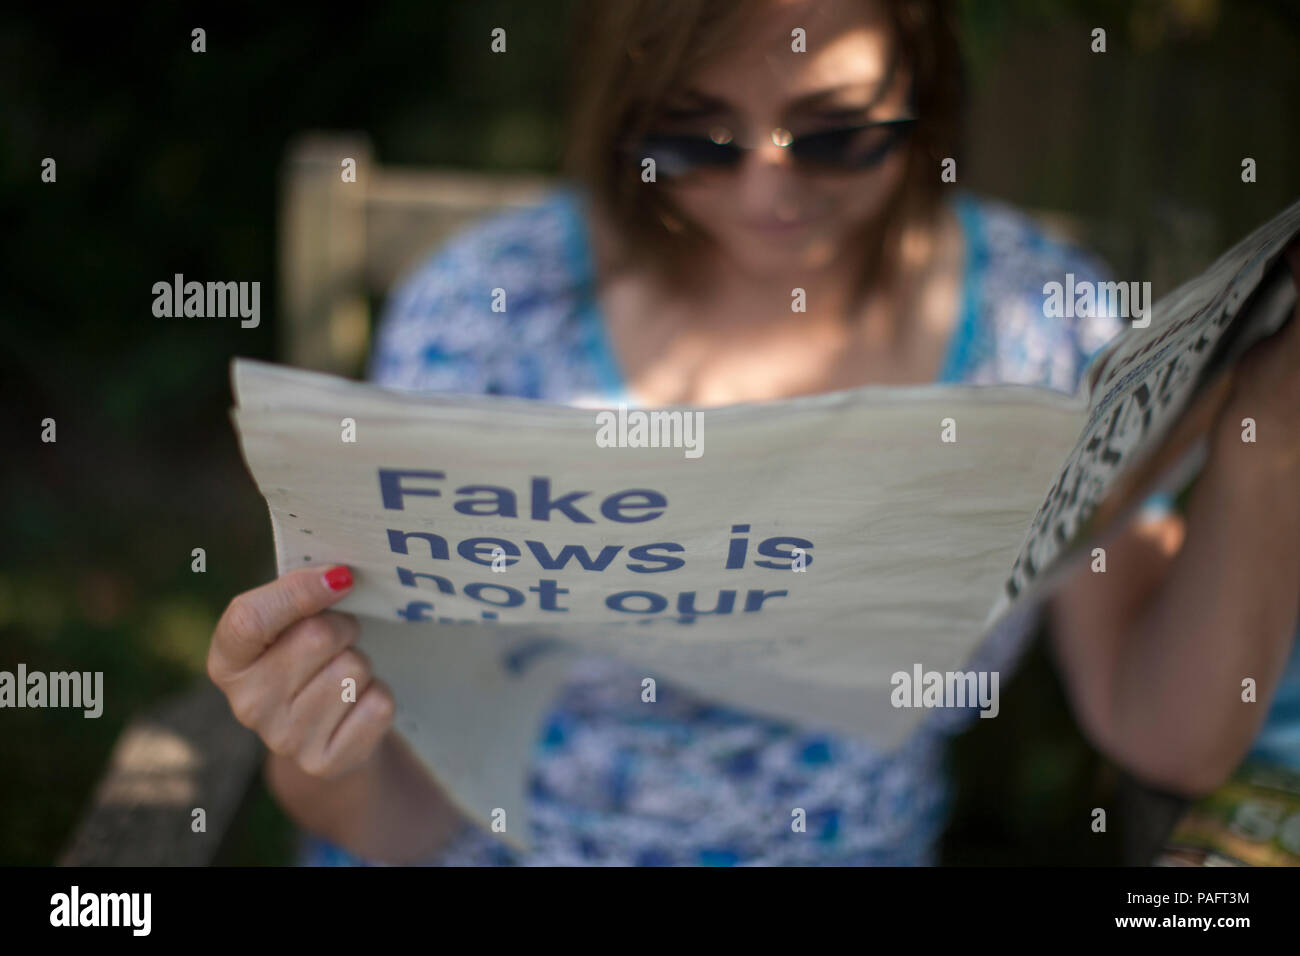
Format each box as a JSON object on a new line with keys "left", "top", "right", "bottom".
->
{"left": 624, "top": 115, "right": 917, "bottom": 179}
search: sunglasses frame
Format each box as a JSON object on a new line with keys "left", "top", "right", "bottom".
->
{"left": 622, "top": 111, "right": 919, "bottom": 179}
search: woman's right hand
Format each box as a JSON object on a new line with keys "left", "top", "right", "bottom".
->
{"left": 206, "top": 565, "right": 396, "bottom": 779}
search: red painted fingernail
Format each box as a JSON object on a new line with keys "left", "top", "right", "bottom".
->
{"left": 323, "top": 566, "right": 353, "bottom": 591}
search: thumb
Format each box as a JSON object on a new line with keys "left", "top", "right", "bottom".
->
{"left": 218, "top": 565, "right": 355, "bottom": 669}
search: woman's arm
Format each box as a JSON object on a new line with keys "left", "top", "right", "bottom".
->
{"left": 265, "top": 729, "right": 468, "bottom": 864}
{"left": 1050, "top": 245, "right": 1300, "bottom": 795}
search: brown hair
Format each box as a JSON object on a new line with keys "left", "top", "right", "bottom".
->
{"left": 561, "top": 0, "right": 964, "bottom": 312}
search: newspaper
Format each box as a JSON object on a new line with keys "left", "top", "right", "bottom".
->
{"left": 1157, "top": 761, "right": 1300, "bottom": 866}
{"left": 231, "top": 199, "right": 1299, "bottom": 848}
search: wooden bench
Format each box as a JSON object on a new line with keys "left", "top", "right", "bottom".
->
{"left": 62, "top": 132, "right": 1193, "bottom": 864}
{"left": 276, "top": 132, "right": 554, "bottom": 375}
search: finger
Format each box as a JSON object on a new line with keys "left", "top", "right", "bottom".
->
{"left": 1131, "top": 510, "right": 1186, "bottom": 564}
{"left": 212, "top": 565, "right": 354, "bottom": 674}
{"left": 259, "top": 611, "right": 362, "bottom": 699}
{"left": 289, "top": 648, "right": 376, "bottom": 772}
{"left": 218, "top": 612, "right": 358, "bottom": 735}
{"left": 318, "top": 682, "right": 396, "bottom": 778}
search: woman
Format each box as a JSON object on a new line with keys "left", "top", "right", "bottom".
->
{"left": 207, "top": 0, "right": 1300, "bottom": 865}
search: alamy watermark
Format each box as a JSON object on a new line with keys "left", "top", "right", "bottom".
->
{"left": 152, "top": 273, "right": 260, "bottom": 327}
{"left": 595, "top": 404, "right": 704, "bottom": 459}
{"left": 1043, "top": 273, "right": 1152, "bottom": 329}
{"left": 50, "top": 886, "right": 150, "bottom": 936}
{"left": 1, "top": 664, "right": 103, "bottom": 718}
{"left": 890, "top": 664, "right": 999, "bottom": 718}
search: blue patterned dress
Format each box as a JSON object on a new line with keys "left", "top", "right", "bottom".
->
{"left": 297, "top": 184, "right": 1295, "bottom": 866}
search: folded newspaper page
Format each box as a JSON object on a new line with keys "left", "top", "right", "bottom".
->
{"left": 231, "top": 199, "right": 1299, "bottom": 848}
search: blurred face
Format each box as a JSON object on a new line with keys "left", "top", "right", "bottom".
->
{"left": 653, "top": 0, "right": 912, "bottom": 279}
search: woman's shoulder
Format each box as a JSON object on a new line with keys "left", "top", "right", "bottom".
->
{"left": 368, "top": 185, "right": 602, "bottom": 398}
{"left": 953, "top": 192, "right": 1128, "bottom": 393}
{"left": 957, "top": 192, "right": 1112, "bottom": 283}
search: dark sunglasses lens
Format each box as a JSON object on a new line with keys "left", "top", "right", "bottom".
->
{"left": 794, "top": 122, "right": 912, "bottom": 170}
{"left": 639, "top": 135, "right": 739, "bottom": 178}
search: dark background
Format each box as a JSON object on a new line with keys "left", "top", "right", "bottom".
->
{"left": 2, "top": 0, "right": 1297, "bottom": 864}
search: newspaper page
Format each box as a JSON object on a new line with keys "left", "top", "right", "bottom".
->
{"left": 231, "top": 200, "right": 1299, "bottom": 847}
{"left": 232, "top": 371, "right": 1084, "bottom": 845}
{"left": 994, "top": 198, "right": 1300, "bottom": 617}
